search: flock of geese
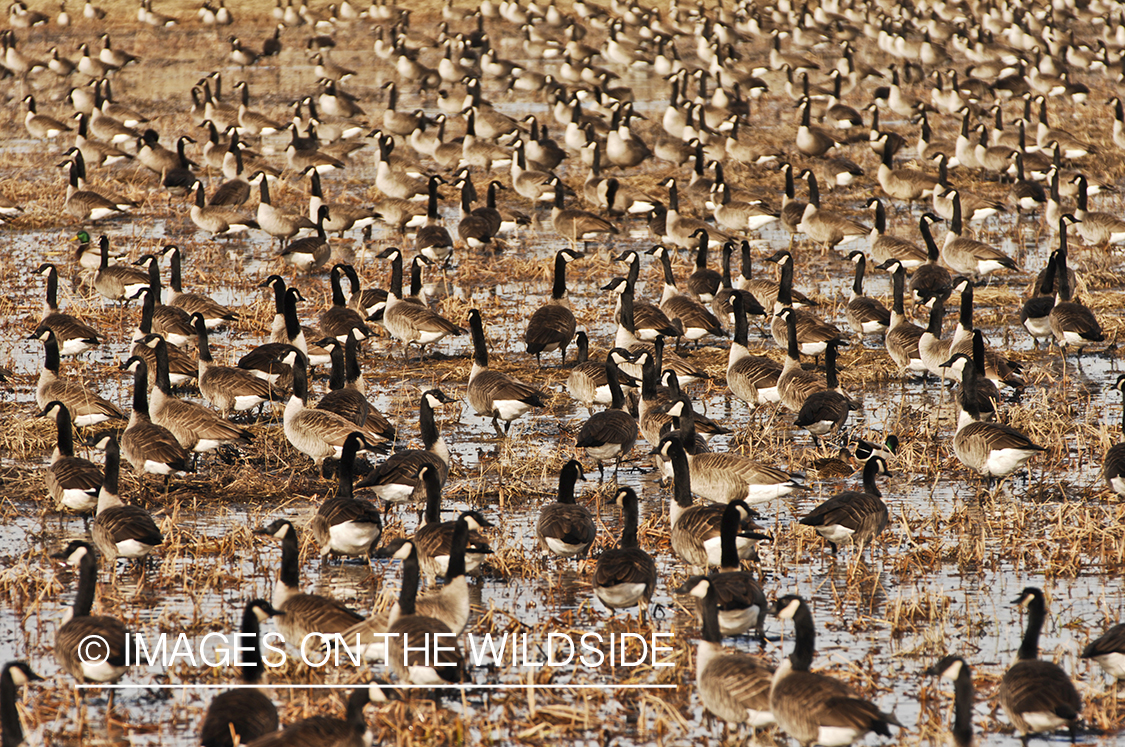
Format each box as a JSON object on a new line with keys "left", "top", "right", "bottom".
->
{"left": 4, "top": 0, "right": 1125, "bottom": 743}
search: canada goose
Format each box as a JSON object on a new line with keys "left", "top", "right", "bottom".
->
{"left": 1021, "top": 254, "right": 1057, "bottom": 349}
{"left": 254, "top": 519, "right": 365, "bottom": 649}
{"left": 1081, "top": 622, "right": 1125, "bottom": 681}
{"left": 413, "top": 175, "right": 454, "bottom": 265}
{"left": 593, "top": 486, "right": 656, "bottom": 616}
{"left": 940, "top": 193, "right": 1017, "bottom": 277}
{"left": 309, "top": 433, "right": 382, "bottom": 559}
{"left": 1073, "top": 175, "right": 1125, "bottom": 247}
{"left": 797, "top": 171, "right": 868, "bottom": 251}
{"left": 193, "top": 314, "right": 277, "bottom": 419}
{"left": 315, "top": 335, "right": 394, "bottom": 439}
{"left": 942, "top": 352, "right": 1044, "bottom": 484}
{"left": 91, "top": 235, "right": 148, "bottom": 303}
{"left": 136, "top": 129, "right": 180, "bottom": 174}
{"left": 925, "top": 656, "right": 974, "bottom": 747}
{"left": 660, "top": 178, "right": 737, "bottom": 250}
{"left": 845, "top": 252, "right": 890, "bottom": 336}
{"left": 537, "top": 459, "right": 597, "bottom": 558}
{"left": 72, "top": 112, "right": 132, "bottom": 167}
{"left": 303, "top": 169, "right": 375, "bottom": 238}
{"left": 606, "top": 103, "right": 651, "bottom": 168}
{"left": 256, "top": 279, "right": 329, "bottom": 369}
{"left": 131, "top": 293, "right": 197, "bottom": 388}
{"left": 510, "top": 139, "right": 556, "bottom": 203}
{"left": 1010, "top": 153, "right": 1046, "bottom": 213}
{"left": 159, "top": 135, "right": 198, "bottom": 196}
{"left": 879, "top": 259, "right": 928, "bottom": 377}
{"left": 999, "top": 588, "right": 1082, "bottom": 744}
{"left": 160, "top": 246, "right": 238, "bottom": 328}
{"left": 1049, "top": 217, "right": 1103, "bottom": 363}
{"left": 768, "top": 251, "right": 844, "bottom": 359}
{"left": 800, "top": 456, "right": 891, "bottom": 555}
{"left": 62, "top": 160, "right": 124, "bottom": 223}
{"left": 413, "top": 465, "right": 493, "bottom": 580}
{"left": 567, "top": 340, "right": 637, "bottom": 413}
{"left": 467, "top": 308, "right": 545, "bottom": 437}
{"left": 712, "top": 242, "right": 768, "bottom": 327}
{"left": 199, "top": 600, "right": 282, "bottom": 747}
{"left": 134, "top": 255, "right": 194, "bottom": 347}
{"left": 734, "top": 239, "right": 813, "bottom": 309}
{"left": 946, "top": 282, "right": 1024, "bottom": 388}
{"left": 866, "top": 198, "right": 927, "bottom": 270}
{"left": 575, "top": 353, "right": 637, "bottom": 479}
{"left": 1034, "top": 96, "right": 1094, "bottom": 157}
{"left": 88, "top": 432, "right": 164, "bottom": 562}
{"left": 23, "top": 95, "right": 70, "bottom": 140}
{"left": 711, "top": 184, "right": 779, "bottom": 236}
{"left": 356, "top": 389, "right": 452, "bottom": 505}
{"left": 36, "top": 263, "right": 100, "bottom": 356}
{"left": 346, "top": 514, "right": 477, "bottom": 663}
{"left": 525, "top": 249, "right": 582, "bottom": 365}
{"left": 678, "top": 573, "right": 773, "bottom": 726}
{"left": 33, "top": 327, "right": 124, "bottom": 427}
{"left": 284, "top": 353, "right": 387, "bottom": 469}
{"left": 551, "top": 177, "right": 618, "bottom": 249}
{"left": 919, "top": 295, "right": 955, "bottom": 383}
{"left": 141, "top": 335, "right": 251, "bottom": 457}
{"left": 386, "top": 540, "right": 466, "bottom": 685}
{"left": 794, "top": 341, "right": 858, "bottom": 442}
{"left": 650, "top": 245, "right": 726, "bottom": 347}
{"left": 657, "top": 434, "right": 774, "bottom": 569}
{"left": 278, "top": 204, "right": 331, "bottom": 274}
{"left": 42, "top": 401, "right": 101, "bottom": 513}
{"left": 771, "top": 595, "right": 901, "bottom": 747}
{"left": 778, "top": 163, "right": 808, "bottom": 241}
{"left": 190, "top": 181, "right": 259, "bottom": 238}
{"left": 607, "top": 255, "right": 682, "bottom": 343}
{"left": 454, "top": 179, "right": 494, "bottom": 251}
{"left": 251, "top": 171, "right": 316, "bottom": 247}
{"left": 910, "top": 213, "right": 953, "bottom": 305}
{"left": 774, "top": 308, "right": 827, "bottom": 413}
{"left": 877, "top": 146, "right": 937, "bottom": 201}
{"left": 796, "top": 98, "right": 835, "bottom": 157}
{"left": 0, "top": 661, "right": 41, "bottom": 747}
{"left": 120, "top": 357, "right": 192, "bottom": 478}
{"left": 50, "top": 541, "right": 129, "bottom": 683}
{"left": 318, "top": 265, "right": 372, "bottom": 342}
{"left": 727, "top": 294, "right": 782, "bottom": 407}
{"left": 377, "top": 248, "right": 464, "bottom": 359}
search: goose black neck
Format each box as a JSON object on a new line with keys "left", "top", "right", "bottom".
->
{"left": 951, "top": 665, "right": 974, "bottom": 747}
{"left": 658, "top": 248, "right": 676, "bottom": 286}
{"left": 145, "top": 258, "right": 163, "bottom": 303}
{"left": 98, "top": 235, "right": 111, "bottom": 270}
{"left": 551, "top": 251, "right": 569, "bottom": 301}
{"left": 426, "top": 176, "right": 440, "bottom": 220}
{"left": 806, "top": 172, "right": 820, "bottom": 207}
{"left": 824, "top": 344, "right": 840, "bottom": 390}
{"left": 1038, "top": 253, "right": 1058, "bottom": 298}
{"left": 330, "top": 266, "right": 347, "bottom": 307}
{"left": 54, "top": 404, "right": 75, "bottom": 457}
{"left": 338, "top": 434, "right": 361, "bottom": 500}
{"left": 784, "top": 310, "right": 801, "bottom": 362}
{"left": 291, "top": 354, "right": 308, "bottom": 403}
{"left": 950, "top": 194, "right": 963, "bottom": 235}
{"left": 486, "top": 181, "right": 499, "bottom": 210}
{"left": 326, "top": 343, "right": 345, "bottom": 392}
{"left": 666, "top": 180, "right": 679, "bottom": 212}
{"left": 890, "top": 266, "right": 906, "bottom": 316}
{"left": 619, "top": 489, "right": 640, "bottom": 548}
{"left": 167, "top": 249, "right": 183, "bottom": 293}
{"left": 927, "top": 295, "right": 945, "bottom": 336}
{"left": 278, "top": 525, "right": 301, "bottom": 590}
{"left": 240, "top": 603, "right": 266, "bottom": 684}
{"left": 1017, "top": 592, "right": 1045, "bottom": 660}
{"left": 937, "top": 154, "right": 948, "bottom": 186}
{"left": 558, "top": 461, "right": 580, "bottom": 505}
{"left": 72, "top": 548, "right": 97, "bottom": 618}
{"left": 732, "top": 294, "right": 749, "bottom": 347}
{"left": 958, "top": 283, "right": 974, "bottom": 332}
{"left": 873, "top": 199, "right": 886, "bottom": 233}
{"left": 258, "top": 176, "right": 271, "bottom": 205}
{"left": 606, "top": 355, "right": 625, "bottom": 409}
{"left": 786, "top": 599, "right": 816, "bottom": 671}
{"left": 0, "top": 667, "right": 26, "bottom": 747}
{"left": 777, "top": 257, "right": 794, "bottom": 307}
{"left": 44, "top": 265, "right": 59, "bottom": 310}
{"left": 784, "top": 166, "right": 795, "bottom": 199}
{"left": 699, "top": 584, "right": 722, "bottom": 644}
{"left": 921, "top": 219, "right": 940, "bottom": 262}
{"left": 575, "top": 333, "right": 589, "bottom": 364}
{"left": 419, "top": 396, "right": 439, "bottom": 449}
{"left": 720, "top": 243, "right": 734, "bottom": 288}
{"left": 388, "top": 251, "right": 404, "bottom": 298}
{"left": 283, "top": 289, "right": 301, "bottom": 342}
{"left": 101, "top": 437, "right": 120, "bottom": 499}
{"left": 194, "top": 317, "right": 214, "bottom": 363}
{"left": 409, "top": 259, "right": 424, "bottom": 299}
{"left": 861, "top": 457, "right": 883, "bottom": 497}
{"left": 460, "top": 180, "right": 473, "bottom": 213}
{"left": 422, "top": 467, "right": 443, "bottom": 524}
{"left": 618, "top": 288, "right": 638, "bottom": 336}
{"left": 151, "top": 338, "right": 173, "bottom": 394}
{"left": 397, "top": 546, "right": 421, "bottom": 616}
{"left": 445, "top": 516, "right": 470, "bottom": 582}
{"left": 131, "top": 359, "right": 151, "bottom": 416}
{"left": 344, "top": 334, "right": 361, "bottom": 385}
{"left": 469, "top": 311, "right": 488, "bottom": 368}
{"left": 719, "top": 500, "right": 744, "bottom": 571}
{"left": 852, "top": 254, "right": 866, "bottom": 295}
{"left": 667, "top": 438, "right": 693, "bottom": 509}
{"left": 43, "top": 333, "right": 61, "bottom": 374}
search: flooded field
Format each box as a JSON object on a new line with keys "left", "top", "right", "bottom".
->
{"left": 1, "top": 0, "right": 1125, "bottom": 745}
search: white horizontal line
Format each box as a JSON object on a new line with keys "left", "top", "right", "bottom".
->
{"left": 75, "top": 684, "right": 677, "bottom": 690}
